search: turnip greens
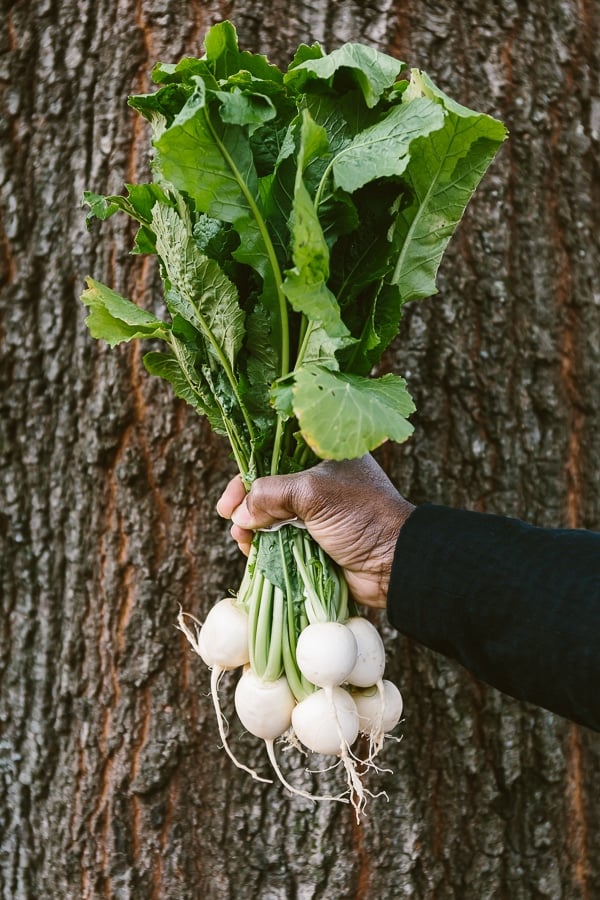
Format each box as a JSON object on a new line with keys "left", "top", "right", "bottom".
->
{"left": 81, "top": 21, "right": 506, "bottom": 815}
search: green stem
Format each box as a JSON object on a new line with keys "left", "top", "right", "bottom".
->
{"left": 245, "top": 562, "right": 264, "bottom": 674}
{"left": 313, "top": 156, "right": 336, "bottom": 213}
{"left": 193, "top": 317, "right": 259, "bottom": 475}
{"left": 292, "top": 533, "right": 327, "bottom": 624}
{"left": 294, "top": 317, "right": 316, "bottom": 371}
{"left": 277, "top": 529, "right": 312, "bottom": 700}
{"left": 282, "top": 614, "right": 309, "bottom": 702}
{"left": 253, "top": 576, "right": 273, "bottom": 676}
{"left": 263, "top": 587, "right": 284, "bottom": 681}
{"left": 203, "top": 108, "right": 290, "bottom": 377}
{"left": 270, "top": 419, "right": 286, "bottom": 476}
{"left": 202, "top": 108, "right": 292, "bottom": 477}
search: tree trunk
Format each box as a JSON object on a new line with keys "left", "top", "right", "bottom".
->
{"left": 1, "top": 1, "right": 598, "bottom": 897}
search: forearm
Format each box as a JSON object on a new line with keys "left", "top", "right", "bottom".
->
{"left": 387, "top": 504, "right": 600, "bottom": 731}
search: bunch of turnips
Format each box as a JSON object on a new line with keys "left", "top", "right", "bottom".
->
{"left": 81, "top": 21, "right": 506, "bottom": 814}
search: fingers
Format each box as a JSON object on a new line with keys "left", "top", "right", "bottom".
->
{"left": 230, "top": 523, "right": 253, "bottom": 557}
{"left": 216, "top": 472, "right": 300, "bottom": 550}
{"left": 216, "top": 476, "right": 255, "bottom": 554}
{"left": 216, "top": 474, "right": 246, "bottom": 519}
{"left": 234, "top": 473, "right": 301, "bottom": 529}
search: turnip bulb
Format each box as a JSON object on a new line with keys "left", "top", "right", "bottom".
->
{"left": 344, "top": 616, "right": 386, "bottom": 688}
{"left": 197, "top": 596, "right": 249, "bottom": 670}
{"left": 292, "top": 686, "right": 359, "bottom": 755}
{"left": 235, "top": 668, "right": 295, "bottom": 741}
{"left": 295, "top": 622, "right": 357, "bottom": 688}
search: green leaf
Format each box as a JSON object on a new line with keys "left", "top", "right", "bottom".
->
{"left": 128, "top": 83, "right": 192, "bottom": 137}
{"left": 81, "top": 278, "right": 169, "bottom": 346}
{"left": 155, "top": 79, "right": 256, "bottom": 220}
{"left": 330, "top": 97, "right": 445, "bottom": 194}
{"left": 301, "top": 324, "right": 347, "bottom": 368}
{"left": 203, "top": 20, "right": 283, "bottom": 83}
{"left": 270, "top": 377, "right": 295, "bottom": 421}
{"left": 82, "top": 192, "right": 120, "bottom": 224}
{"left": 282, "top": 111, "right": 349, "bottom": 342}
{"left": 255, "top": 527, "right": 299, "bottom": 595}
{"left": 203, "top": 20, "right": 240, "bottom": 79}
{"left": 144, "top": 345, "right": 228, "bottom": 436}
{"left": 151, "top": 57, "right": 216, "bottom": 86}
{"left": 284, "top": 42, "right": 405, "bottom": 108}
{"left": 152, "top": 203, "right": 245, "bottom": 367}
{"left": 329, "top": 182, "right": 407, "bottom": 373}
{"left": 154, "top": 80, "right": 271, "bottom": 281}
{"left": 238, "top": 303, "right": 279, "bottom": 448}
{"left": 212, "top": 87, "right": 277, "bottom": 133}
{"left": 292, "top": 365, "right": 415, "bottom": 459}
{"left": 82, "top": 184, "right": 170, "bottom": 228}
{"left": 287, "top": 42, "right": 324, "bottom": 70}
{"left": 390, "top": 69, "right": 508, "bottom": 302}
{"left": 124, "top": 183, "right": 171, "bottom": 222}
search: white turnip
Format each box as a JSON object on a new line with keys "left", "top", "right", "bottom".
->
{"left": 292, "top": 686, "right": 359, "bottom": 754}
{"left": 177, "top": 605, "right": 270, "bottom": 784}
{"left": 344, "top": 616, "right": 386, "bottom": 688}
{"left": 194, "top": 596, "right": 250, "bottom": 669}
{"left": 295, "top": 622, "right": 357, "bottom": 688}
{"left": 292, "top": 685, "right": 369, "bottom": 816}
{"left": 234, "top": 667, "right": 346, "bottom": 805}
{"left": 353, "top": 679, "right": 404, "bottom": 758}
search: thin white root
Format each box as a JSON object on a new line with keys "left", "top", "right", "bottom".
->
{"left": 366, "top": 679, "right": 386, "bottom": 761}
{"left": 279, "top": 728, "right": 308, "bottom": 756}
{"left": 263, "top": 740, "right": 348, "bottom": 805}
{"left": 324, "top": 686, "right": 368, "bottom": 821}
{"left": 209, "top": 667, "right": 272, "bottom": 784}
{"left": 176, "top": 606, "right": 203, "bottom": 650}
{"left": 177, "top": 608, "right": 271, "bottom": 785}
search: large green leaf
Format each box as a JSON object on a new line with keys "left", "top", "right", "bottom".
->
{"left": 330, "top": 97, "right": 445, "bottom": 194}
{"left": 203, "top": 20, "right": 283, "bottom": 83}
{"left": 81, "top": 278, "right": 169, "bottom": 347}
{"left": 152, "top": 203, "right": 245, "bottom": 368}
{"left": 285, "top": 43, "right": 405, "bottom": 108}
{"left": 155, "top": 79, "right": 257, "bottom": 223}
{"left": 390, "top": 70, "right": 508, "bottom": 302}
{"left": 282, "top": 112, "right": 349, "bottom": 343}
{"left": 143, "top": 349, "right": 226, "bottom": 435}
{"left": 291, "top": 365, "right": 415, "bottom": 459}
{"left": 154, "top": 78, "right": 279, "bottom": 294}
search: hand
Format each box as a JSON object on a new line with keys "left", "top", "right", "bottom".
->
{"left": 217, "top": 455, "right": 415, "bottom": 609}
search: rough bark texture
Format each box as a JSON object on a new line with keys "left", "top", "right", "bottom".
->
{"left": 1, "top": 0, "right": 599, "bottom": 897}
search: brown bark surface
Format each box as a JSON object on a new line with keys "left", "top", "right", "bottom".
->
{"left": 1, "top": 1, "right": 599, "bottom": 897}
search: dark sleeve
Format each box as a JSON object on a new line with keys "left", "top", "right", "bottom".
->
{"left": 386, "top": 504, "right": 600, "bottom": 731}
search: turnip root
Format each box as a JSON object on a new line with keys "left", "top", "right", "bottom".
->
{"left": 353, "top": 680, "right": 404, "bottom": 758}
{"left": 192, "top": 596, "right": 250, "bottom": 669}
{"left": 292, "top": 685, "right": 371, "bottom": 815}
{"left": 177, "top": 605, "right": 270, "bottom": 784}
{"left": 235, "top": 667, "right": 347, "bottom": 805}
{"left": 234, "top": 668, "right": 295, "bottom": 740}
{"left": 291, "top": 686, "right": 359, "bottom": 754}
{"left": 344, "top": 616, "right": 386, "bottom": 688}
{"left": 295, "top": 622, "right": 357, "bottom": 688}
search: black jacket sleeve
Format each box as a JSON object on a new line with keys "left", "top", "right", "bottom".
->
{"left": 386, "top": 504, "right": 600, "bottom": 731}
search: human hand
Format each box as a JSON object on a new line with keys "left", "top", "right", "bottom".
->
{"left": 217, "top": 455, "right": 415, "bottom": 609}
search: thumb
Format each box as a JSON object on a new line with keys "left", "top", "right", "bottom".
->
{"left": 231, "top": 473, "right": 306, "bottom": 530}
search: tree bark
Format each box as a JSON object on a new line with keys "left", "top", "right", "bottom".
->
{"left": 1, "top": 1, "right": 598, "bottom": 897}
